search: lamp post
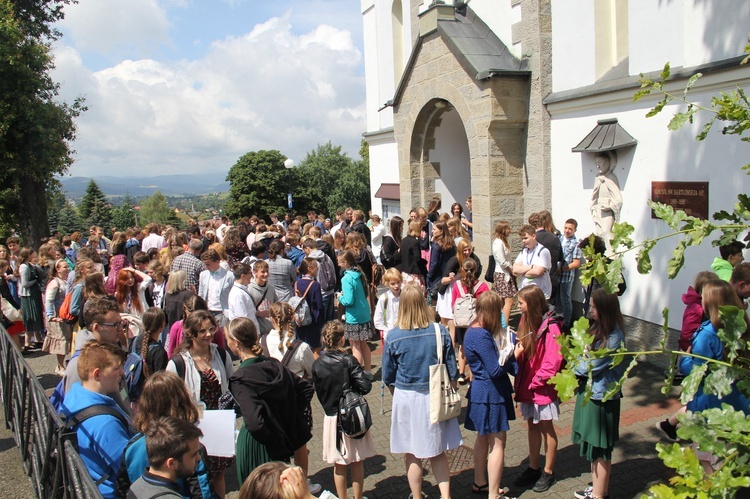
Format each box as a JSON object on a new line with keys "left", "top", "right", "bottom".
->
{"left": 284, "top": 158, "right": 295, "bottom": 218}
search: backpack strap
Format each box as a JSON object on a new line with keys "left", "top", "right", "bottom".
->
{"left": 471, "top": 282, "right": 481, "bottom": 295}
{"left": 253, "top": 286, "right": 269, "bottom": 308}
{"left": 296, "top": 280, "right": 311, "bottom": 301}
{"left": 172, "top": 354, "right": 186, "bottom": 379}
{"left": 280, "top": 339, "right": 302, "bottom": 367}
{"left": 217, "top": 347, "right": 228, "bottom": 366}
{"left": 65, "top": 404, "right": 129, "bottom": 432}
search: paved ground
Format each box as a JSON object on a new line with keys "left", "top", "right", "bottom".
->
{"left": 0, "top": 337, "right": 681, "bottom": 499}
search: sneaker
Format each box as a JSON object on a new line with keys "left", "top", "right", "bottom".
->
{"left": 54, "top": 366, "right": 66, "bottom": 376}
{"left": 574, "top": 486, "right": 593, "bottom": 499}
{"left": 574, "top": 489, "right": 609, "bottom": 499}
{"left": 514, "top": 466, "right": 541, "bottom": 487}
{"left": 307, "top": 480, "right": 322, "bottom": 495}
{"left": 532, "top": 471, "right": 556, "bottom": 492}
{"left": 656, "top": 419, "right": 678, "bottom": 441}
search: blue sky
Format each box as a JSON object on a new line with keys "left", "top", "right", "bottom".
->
{"left": 52, "top": 0, "right": 365, "bottom": 178}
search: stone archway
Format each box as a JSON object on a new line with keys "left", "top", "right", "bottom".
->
{"left": 395, "top": 63, "right": 529, "bottom": 258}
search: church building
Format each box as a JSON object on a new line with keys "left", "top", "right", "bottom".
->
{"left": 362, "top": 0, "right": 750, "bottom": 344}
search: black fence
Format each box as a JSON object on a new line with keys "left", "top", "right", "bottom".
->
{"left": 0, "top": 327, "right": 102, "bottom": 498}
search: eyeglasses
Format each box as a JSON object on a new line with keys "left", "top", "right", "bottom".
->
{"left": 198, "top": 326, "right": 217, "bottom": 335}
{"left": 99, "top": 320, "right": 127, "bottom": 330}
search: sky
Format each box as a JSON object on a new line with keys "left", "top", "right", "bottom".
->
{"left": 51, "top": 0, "right": 365, "bottom": 179}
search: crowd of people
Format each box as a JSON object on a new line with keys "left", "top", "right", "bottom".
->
{"left": 0, "top": 197, "right": 748, "bottom": 499}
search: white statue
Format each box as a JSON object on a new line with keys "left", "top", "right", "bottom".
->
{"left": 590, "top": 151, "right": 622, "bottom": 253}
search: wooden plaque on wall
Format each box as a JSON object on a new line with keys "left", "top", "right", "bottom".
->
{"left": 651, "top": 181, "right": 709, "bottom": 219}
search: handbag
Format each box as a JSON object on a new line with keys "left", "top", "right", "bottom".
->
{"left": 1, "top": 298, "right": 21, "bottom": 323}
{"left": 484, "top": 254, "right": 496, "bottom": 282}
{"left": 429, "top": 323, "right": 462, "bottom": 423}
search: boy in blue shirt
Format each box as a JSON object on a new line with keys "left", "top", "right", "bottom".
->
{"left": 61, "top": 341, "right": 133, "bottom": 498}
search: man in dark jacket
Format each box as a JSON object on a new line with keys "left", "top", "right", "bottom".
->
{"left": 346, "top": 210, "right": 372, "bottom": 247}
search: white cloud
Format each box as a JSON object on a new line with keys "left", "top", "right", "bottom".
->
{"left": 52, "top": 16, "right": 365, "bottom": 178}
{"left": 58, "top": 0, "right": 171, "bottom": 56}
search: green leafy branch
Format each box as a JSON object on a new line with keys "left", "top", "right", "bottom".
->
{"left": 634, "top": 53, "right": 750, "bottom": 173}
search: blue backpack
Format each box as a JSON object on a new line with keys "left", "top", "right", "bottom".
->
{"left": 50, "top": 349, "right": 146, "bottom": 411}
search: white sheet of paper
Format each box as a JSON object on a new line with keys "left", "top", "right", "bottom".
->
{"left": 197, "top": 409, "right": 236, "bottom": 458}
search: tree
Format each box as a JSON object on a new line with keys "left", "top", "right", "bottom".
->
{"left": 549, "top": 55, "right": 750, "bottom": 498}
{"left": 56, "top": 203, "right": 84, "bottom": 235}
{"left": 225, "top": 150, "right": 289, "bottom": 218}
{"left": 139, "top": 191, "right": 178, "bottom": 227}
{"left": 77, "top": 180, "right": 112, "bottom": 229}
{"left": 46, "top": 186, "right": 66, "bottom": 235}
{"left": 111, "top": 194, "right": 137, "bottom": 231}
{"left": 295, "top": 141, "right": 371, "bottom": 215}
{"left": 0, "top": 0, "right": 85, "bottom": 247}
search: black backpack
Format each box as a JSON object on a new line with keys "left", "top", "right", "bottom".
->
{"left": 336, "top": 357, "right": 372, "bottom": 450}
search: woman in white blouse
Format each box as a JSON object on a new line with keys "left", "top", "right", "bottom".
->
{"left": 491, "top": 221, "right": 518, "bottom": 325}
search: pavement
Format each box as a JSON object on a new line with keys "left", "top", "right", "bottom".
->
{"left": 0, "top": 338, "right": 681, "bottom": 499}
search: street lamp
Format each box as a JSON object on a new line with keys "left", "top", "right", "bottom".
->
{"left": 284, "top": 158, "right": 295, "bottom": 218}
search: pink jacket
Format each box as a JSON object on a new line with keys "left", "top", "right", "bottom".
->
{"left": 681, "top": 286, "right": 704, "bottom": 351}
{"left": 514, "top": 318, "right": 563, "bottom": 405}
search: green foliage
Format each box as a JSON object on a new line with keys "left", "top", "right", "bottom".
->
{"left": 225, "top": 143, "right": 371, "bottom": 219}
{"left": 56, "top": 203, "right": 83, "bottom": 235}
{"left": 46, "top": 186, "right": 65, "bottom": 234}
{"left": 0, "top": 0, "right": 85, "bottom": 247}
{"left": 77, "top": 180, "right": 112, "bottom": 229}
{"left": 225, "top": 150, "right": 289, "bottom": 218}
{"left": 139, "top": 191, "right": 179, "bottom": 227}
{"left": 296, "top": 141, "right": 371, "bottom": 215}
{"left": 111, "top": 194, "right": 137, "bottom": 231}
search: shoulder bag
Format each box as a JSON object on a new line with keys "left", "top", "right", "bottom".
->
{"left": 429, "top": 323, "right": 462, "bottom": 423}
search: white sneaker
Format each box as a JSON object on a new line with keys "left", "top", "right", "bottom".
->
{"left": 574, "top": 486, "right": 593, "bottom": 499}
{"left": 307, "top": 480, "right": 322, "bottom": 495}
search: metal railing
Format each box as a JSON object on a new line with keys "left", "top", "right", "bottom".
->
{"left": 0, "top": 326, "right": 102, "bottom": 498}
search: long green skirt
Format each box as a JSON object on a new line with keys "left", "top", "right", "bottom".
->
{"left": 571, "top": 392, "right": 620, "bottom": 462}
{"left": 235, "top": 425, "right": 272, "bottom": 485}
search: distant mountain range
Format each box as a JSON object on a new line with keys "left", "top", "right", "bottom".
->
{"left": 59, "top": 174, "right": 230, "bottom": 199}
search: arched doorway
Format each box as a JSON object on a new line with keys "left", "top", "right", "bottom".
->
{"left": 408, "top": 99, "right": 470, "bottom": 212}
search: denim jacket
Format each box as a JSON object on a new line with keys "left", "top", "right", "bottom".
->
{"left": 573, "top": 325, "right": 626, "bottom": 401}
{"left": 382, "top": 323, "right": 457, "bottom": 391}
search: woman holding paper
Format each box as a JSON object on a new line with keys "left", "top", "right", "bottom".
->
{"left": 167, "top": 310, "right": 234, "bottom": 497}
{"left": 227, "top": 317, "right": 314, "bottom": 486}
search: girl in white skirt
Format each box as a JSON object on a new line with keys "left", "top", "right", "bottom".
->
{"left": 383, "top": 283, "right": 463, "bottom": 499}
{"left": 312, "top": 321, "right": 375, "bottom": 499}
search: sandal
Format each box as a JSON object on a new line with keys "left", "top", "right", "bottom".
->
{"left": 472, "top": 482, "right": 489, "bottom": 494}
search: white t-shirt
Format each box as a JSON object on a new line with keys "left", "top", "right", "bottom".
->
{"left": 261, "top": 329, "right": 314, "bottom": 379}
{"left": 514, "top": 243, "right": 552, "bottom": 298}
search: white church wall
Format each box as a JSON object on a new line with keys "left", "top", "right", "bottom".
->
{"left": 549, "top": 74, "right": 750, "bottom": 331}
{"left": 551, "top": 0, "right": 596, "bottom": 92}
{"left": 628, "top": 0, "right": 683, "bottom": 76}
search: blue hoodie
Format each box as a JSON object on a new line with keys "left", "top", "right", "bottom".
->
{"left": 287, "top": 245, "right": 305, "bottom": 269}
{"left": 680, "top": 320, "right": 749, "bottom": 414}
{"left": 60, "top": 383, "right": 133, "bottom": 499}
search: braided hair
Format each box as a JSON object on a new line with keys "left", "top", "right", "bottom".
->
{"left": 269, "top": 302, "right": 295, "bottom": 352}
